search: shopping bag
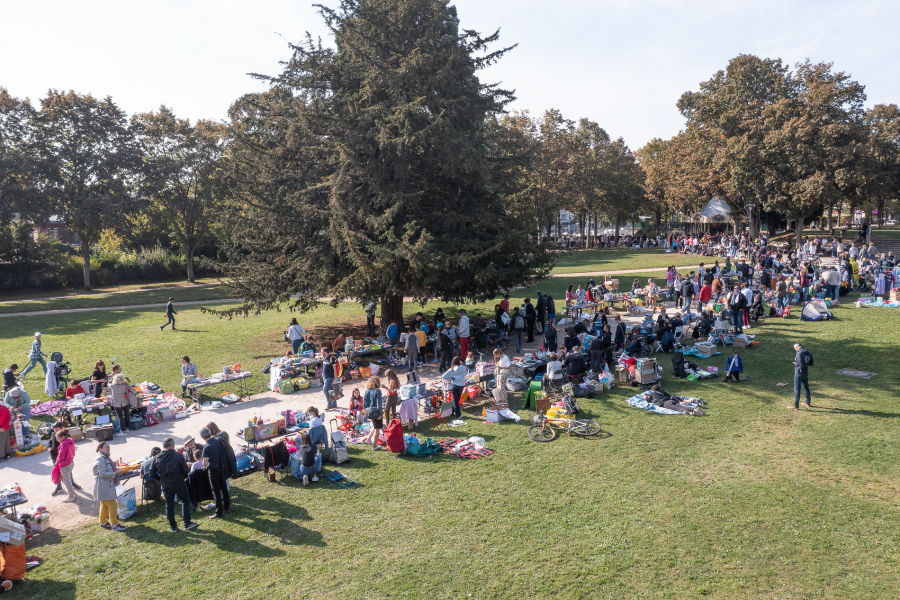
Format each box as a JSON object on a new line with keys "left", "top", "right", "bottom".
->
{"left": 51, "top": 464, "right": 61, "bottom": 485}
{"left": 116, "top": 486, "right": 137, "bottom": 520}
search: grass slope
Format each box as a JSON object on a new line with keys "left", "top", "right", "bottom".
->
{"left": 7, "top": 289, "right": 900, "bottom": 599}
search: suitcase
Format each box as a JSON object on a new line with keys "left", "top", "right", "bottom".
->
{"left": 383, "top": 418, "right": 405, "bottom": 454}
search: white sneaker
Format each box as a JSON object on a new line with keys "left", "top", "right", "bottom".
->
{"left": 303, "top": 475, "right": 309, "bottom": 486}
{"left": 114, "top": 432, "right": 127, "bottom": 437}
{"left": 311, "top": 475, "right": 319, "bottom": 482}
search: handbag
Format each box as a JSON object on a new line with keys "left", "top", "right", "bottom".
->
{"left": 51, "top": 463, "right": 61, "bottom": 484}
{"left": 535, "top": 321, "right": 544, "bottom": 334}
{"left": 365, "top": 394, "right": 383, "bottom": 421}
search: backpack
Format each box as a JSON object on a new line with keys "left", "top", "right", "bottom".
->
{"left": 804, "top": 350, "right": 814, "bottom": 367}
{"left": 514, "top": 315, "right": 525, "bottom": 330}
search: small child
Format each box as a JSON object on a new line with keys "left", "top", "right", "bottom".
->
{"left": 349, "top": 388, "right": 364, "bottom": 421}
{"left": 647, "top": 278, "right": 660, "bottom": 313}
{"left": 191, "top": 449, "right": 203, "bottom": 471}
{"left": 307, "top": 406, "right": 323, "bottom": 428}
{"left": 465, "top": 352, "right": 475, "bottom": 371}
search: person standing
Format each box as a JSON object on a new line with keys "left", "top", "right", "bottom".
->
{"left": 385, "top": 320, "right": 400, "bottom": 358}
{"left": 287, "top": 318, "right": 308, "bottom": 354}
{"left": 436, "top": 324, "right": 452, "bottom": 371}
{"left": 443, "top": 357, "right": 468, "bottom": 419}
{"left": 404, "top": 326, "right": 420, "bottom": 372}
{"left": 200, "top": 427, "right": 230, "bottom": 519}
{"left": 160, "top": 297, "right": 177, "bottom": 331}
{"left": 55, "top": 428, "right": 77, "bottom": 503}
{"left": 543, "top": 320, "right": 558, "bottom": 353}
{"left": 50, "top": 420, "right": 82, "bottom": 495}
{"left": 824, "top": 267, "right": 841, "bottom": 302}
{"left": 0, "top": 402, "right": 10, "bottom": 460}
{"left": 94, "top": 441, "right": 128, "bottom": 531}
{"left": 524, "top": 298, "right": 536, "bottom": 343}
{"left": 363, "top": 376, "right": 384, "bottom": 450}
{"left": 499, "top": 295, "right": 510, "bottom": 315}
{"left": 457, "top": 309, "right": 470, "bottom": 360}
{"left": 181, "top": 356, "right": 197, "bottom": 398}
{"left": 493, "top": 349, "right": 511, "bottom": 404}
{"left": 741, "top": 282, "right": 753, "bottom": 327}
{"left": 365, "top": 301, "right": 377, "bottom": 337}
{"left": 535, "top": 292, "right": 547, "bottom": 329}
{"left": 321, "top": 348, "right": 337, "bottom": 406}
{"left": 381, "top": 370, "right": 400, "bottom": 422}
{"left": 151, "top": 436, "right": 199, "bottom": 532}
{"left": 20, "top": 332, "right": 47, "bottom": 379}
{"left": 728, "top": 285, "right": 746, "bottom": 334}
{"left": 789, "top": 343, "right": 813, "bottom": 410}
{"left": 511, "top": 307, "right": 526, "bottom": 353}
{"left": 108, "top": 374, "right": 136, "bottom": 438}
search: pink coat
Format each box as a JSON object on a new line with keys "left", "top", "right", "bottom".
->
{"left": 56, "top": 437, "right": 75, "bottom": 468}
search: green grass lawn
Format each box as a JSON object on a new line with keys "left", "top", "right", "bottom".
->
{"left": 0, "top": 277, "right": 222, "bottom": 303}
{"left": 550, "top": 248, "right": 702, "bottom": 274}
{"left": 8, "top": 285, "right": 900, "bottom": 599}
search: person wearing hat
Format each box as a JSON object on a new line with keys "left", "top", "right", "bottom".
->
{"left": 3, "top": 387, "right": 31, "bottom": 440}
{"left": 181, "top": 435, "right": 205, "bottom": 465}
{"left": 20, "top": 332, "right": 47, "bottom": 379}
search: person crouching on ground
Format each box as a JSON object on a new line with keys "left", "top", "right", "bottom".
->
{"left": 151, "top": 436, "right": 199, "bottom": 533}
{"left": 296, "top": 432, "right": 322, "bottom": 486}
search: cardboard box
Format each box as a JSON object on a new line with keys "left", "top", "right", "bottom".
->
{"left": 534, "top": 392, "right": 551, "bottom": 415}
{"left": 83, "top": 426, "right": 98, "bottom": 439}
{"left": 255, "top": 422, "right": 278, "bottom": 440}
{"left": 68, "top": 426, "right": 84, "bottom": 442}
{"left": 635, "top": 369, "right": 657, "bottom": 384}
{"left": 485, "top": 409, "right": 502, "bottom": 423}
{"left": 28, "top": 520, "right": 51, "bottom": 532}
{"left": 733, "top": 336, "right": 748, "bottom": 348}
{"left": 489, "top": 401, "right": 509, "bottom": 411}
{"left": 0, "top": 517, "right": 27, "bottom": 546}
{"left": 695, "top": 344, "right": 717, "bottom": 357}
{"left": 616, "top": 366, "right": 629, "bottom": 383}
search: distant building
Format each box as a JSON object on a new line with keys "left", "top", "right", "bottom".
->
{"left": 34, "top": 215, "right": 79, "bottom": 244}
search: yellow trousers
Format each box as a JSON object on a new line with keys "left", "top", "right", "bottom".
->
{"left": 99, "top": 500, "right": 119, "bottom": 526}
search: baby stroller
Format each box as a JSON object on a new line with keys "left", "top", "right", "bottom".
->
{"left": 50, "top": 352, "right": 71, "bottom": 399}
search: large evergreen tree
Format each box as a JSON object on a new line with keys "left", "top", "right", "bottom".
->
{"left": 214, "top": 0, "right": 553, "bottom": 326}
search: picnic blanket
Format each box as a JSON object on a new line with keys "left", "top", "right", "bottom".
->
{"left": 30, "top": 400, "right": 67, "bottom": 417}
{"left": 626, "top": 393, "right": 700, "bottom": 415}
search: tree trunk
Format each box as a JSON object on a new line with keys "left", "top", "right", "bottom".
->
{"left": 795, "top": 210, "right": 804, "bottom": 246}
{"left": 557, "top": 211, "right": 561, "bottom": 243}
{"left": 593, "top": 212, "right": 599, "bottom": 248}
{"left": 878, "top": 198, "right": 885, "bottom": 226}
{"left": 826, "top": 201, "right": 833, "bottom": 230}
{"left": 81, "top": 238, "right": 91, "bottom": 291}
{"left": 614, "top": 217, "right": 621, "bottom": 245}
{"left": 380, "top": 294, "right": 404, "bottom": 334}
{"left": 186, "top": 244, "right": 196, "bottom": 283}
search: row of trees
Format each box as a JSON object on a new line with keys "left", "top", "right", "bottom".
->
{"left": 639, "top": 55, "right": 900, "bottom": 243}
{"left": 0, "top": 89, "right": 225, "bottom": 289}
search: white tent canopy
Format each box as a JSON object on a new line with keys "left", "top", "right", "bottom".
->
{"left": 692, "top": 197, "right": 732, "bottom": 223}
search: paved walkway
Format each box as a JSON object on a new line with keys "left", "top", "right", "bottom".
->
{"left": 547, "top": 266, "right": 701, "bottom": 278}
{"left": 0, "top": 298, "right": 241, "bottom": 318}
{"left": 0, "top": 282, "right": 222, "bottom": 305}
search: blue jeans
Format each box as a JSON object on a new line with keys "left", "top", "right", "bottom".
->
{"left": 830, "top": 285, "right": 839, "bottom": 301}
{"left": 297, "top": 454, "right": 322, "bottom": 478}
{"left": 794, "top": 372, "right": 810, "bottom": 407}
{"left": 323, "top": 377, "right": 335, "bottom": 407}
{"left": 21, "top": 356, "right": 47, "bottom": 378}
{"left": 162, "top": 482, "right": 192, "bottom": 528}
{"left": 161, "top": 314, "right": 176, "bottom": 329}
{"left": 513, "top": 330, "right": 523, "bottom": 353}
{"left": 291, "top": 338, "right": 302, "bottom": 354}
{"left": 731, "top": 309, "right": 742, "bottom": 333}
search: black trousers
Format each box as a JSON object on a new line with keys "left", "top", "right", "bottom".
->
{"left": 114, "top": 405, "right": 131, "bottom": 431}
{"left": 208, "top": 466, "right": 230, "bottom": 516}
{"left": 366, "top": 314, "right": 376, "bottom": 337}
{"left": 439, "top": 349, "right": 452, "bottom": 371}
{"left": 526, "top": 317, "right": 535, "bottom": 342}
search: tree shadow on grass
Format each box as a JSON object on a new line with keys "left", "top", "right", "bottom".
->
{"left": 15, "top": 579, "right": 76, "bottom": 600}
{"left": 813, "top": 406, "right": 900, "bottom": 419}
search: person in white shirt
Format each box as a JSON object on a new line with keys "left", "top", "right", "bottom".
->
{"left": 287, "top": 318, "right": 308, "bottom": 354}
{"left": 545, "top": 353, "right": 563, "bottom": 388}
{"left": 457, "top": 309, "right": 470, "bottom": 359}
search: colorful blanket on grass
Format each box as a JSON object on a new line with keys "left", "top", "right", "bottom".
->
{"left": 626, "top": 393, "right": 700, "bottom": 415}
{"left": 30, "top": 400, "right": 67, "bottom": 416}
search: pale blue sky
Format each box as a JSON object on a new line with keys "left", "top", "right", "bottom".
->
{"left": 3, "top": 0, "right": 898, "bottom": 149}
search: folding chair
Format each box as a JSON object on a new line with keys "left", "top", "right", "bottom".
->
{"left": 651, "top": 338, "right": 663, "bottom": 354}
{"left": 141, "top": 477, "right": 162, "bottom": 514}
{"left": 430, "top": 401, "right": 453, "bottom": 432}
{"left": 672, "top": 327, "right": 685, "bottom": 353}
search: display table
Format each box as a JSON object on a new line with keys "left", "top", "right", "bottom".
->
{"left": 511, "top": 359, "right": 549, "bottom": 379}
{"left": 563, "top": 303, "right": 598, "bottom": 324}
{"left": 0, "top": 493, "right": 28, "bottom": 520}
{"left": 187, "top": 371, "right": 253, "bottom": 402}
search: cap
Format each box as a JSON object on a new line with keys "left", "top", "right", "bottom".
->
{"left": 34, "top": 332, "right": 41, "bottom": 337}
{"left": 182, "top": 435, "right": 194, "bottom": 444}
{"left": 436, "top": 322, "right": 443, "bottom": 328}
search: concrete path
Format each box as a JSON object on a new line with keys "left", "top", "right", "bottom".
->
{"left": 547, "top": 266, "right": 701, "bottom": 278}
{"left": 0, "top": 282, "right": 222, "bottom": 305}
{"left": 0, "top": 298, "right": 242, "bottom": 318}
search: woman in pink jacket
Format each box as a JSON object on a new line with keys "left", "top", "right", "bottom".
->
{"left": 55, "top": 429, "right": 77, "bottom": 502}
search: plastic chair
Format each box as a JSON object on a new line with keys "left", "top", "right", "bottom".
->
{"left": 672, "top": 327, "right": 685, "bottom": 353}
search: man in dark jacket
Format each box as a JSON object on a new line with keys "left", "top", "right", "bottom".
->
{"left": 160, "top": 297, "right": 177, "bottom": 331}
{"left": 151, "top": 437, "right": 199, "bottom": 532}
{"left": 535, "top": 292, "right": 547, "bottom": 328}
{"left": 436, "top": 324, "right": 453, "bottom": 371}
{"left": 613, "top": 316, "right": 627, "bottom": 350}
{"left": 790, "top": 342, "right": 813, "bottom": 410}
{"left": 200, "top": 427, "right": 237, "bottom": 519}
{"left": 727, "top": 286, "right": 746, "bottom": 334}
{"left": 524, "top": 298, "right": 536, "bottom": 343}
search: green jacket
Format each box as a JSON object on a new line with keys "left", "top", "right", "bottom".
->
{"left": 3, "top": 389, "right": 30, "bottom": 413}
{"left": 299, "top": 341, "right": 316, "bottom": 353}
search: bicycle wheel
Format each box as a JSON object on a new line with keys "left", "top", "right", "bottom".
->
{"left": 528, "top": 424, "right": 556, "bottom": 442}
{"left": 572, "top": 419, "right": 601, "bottom": 436}
{"left": 498, "top": 337, "right": 509, "bottom": 351}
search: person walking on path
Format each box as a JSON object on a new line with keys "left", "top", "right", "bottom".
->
{"left": 457, "top": 309, "right": 470, "bottom": 360}
{"left": 151, "top": 436, "right": 199, "bottom": 532}
{"left": 535, "top": 292, "right": 547, "bottom": 329}
{"left": 50, "top": 420, "right": 82, "bottom": 495}
{"left": 160, "top": 297, "right": 177, "bottom": 330}
{"left": 789, "top": 343, "right": 814, "bottom": 410}
{"left": 20, "top": 332, "right": 47, "bottom": 379}
{"left": 363, "top": 376, "right": 384, "bottom": 450}
{"left": 94, "top": 441, "right": 128, "bottom": 531}
{"left": 511, "top": 307, "right": 526, "bottom": 353}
